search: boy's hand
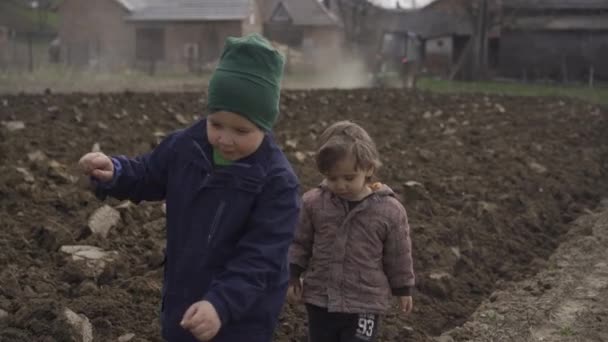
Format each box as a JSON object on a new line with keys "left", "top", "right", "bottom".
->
{"left": 181, "top": 300, "right": 221, "bottom": 341}
{"left": 287, "top": 277, "right": 303, "bottom": 304}
{"left": 399, "top": 296, "right": 413, "bottom": 315}
{"left": 79, "top": 152, "right": 114, "bottom": 182}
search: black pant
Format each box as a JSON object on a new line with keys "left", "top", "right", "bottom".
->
{"left": 306, "top": 304, "right": 381, "bottom": 342}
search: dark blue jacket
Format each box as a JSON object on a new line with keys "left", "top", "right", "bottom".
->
{"left": 98, "top": 119, "right": 300, "bottom": 342}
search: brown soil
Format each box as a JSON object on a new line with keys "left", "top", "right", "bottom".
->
{"left": 440, "top": 202, "right": 608, "bottom": 342}
{"left": 0, "top": 89, "right": 607, "bottom": 342}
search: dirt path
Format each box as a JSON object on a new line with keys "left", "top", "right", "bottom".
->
{"left": 439, "top": 201, "right": 608, "bottom": 342}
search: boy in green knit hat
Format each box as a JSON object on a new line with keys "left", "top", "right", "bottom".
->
{"left": 79, "top": 33, "right": 300, "bottom": 342}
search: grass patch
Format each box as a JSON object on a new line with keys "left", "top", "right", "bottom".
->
{"left": 2, "top": 67, "right": 608, "bottom": 106}
{"left": 417, "top": 78, "right": 608, "bottom": 106}
{"left": 558, "top": 326, "right": 576, "bottom": 337}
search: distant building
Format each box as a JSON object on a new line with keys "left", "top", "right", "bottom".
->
{"left": 500, "top": 0, "right": 608, "bottom": 81}
{"left": 261, "top": 0, "right": 343, "bottom": 70}
{"left": 58, "top": 0, "right": 262, "bottom": 71}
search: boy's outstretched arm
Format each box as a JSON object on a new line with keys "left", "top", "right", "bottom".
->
{"left": 82, "top": 132, "right": 177, "bottom": 203}
{"left": 203, "top": 171, "right": 301, "bottom": 326}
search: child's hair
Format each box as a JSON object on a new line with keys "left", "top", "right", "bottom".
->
{"left": 316, "top": 120, "right": 382, "bottom": 176}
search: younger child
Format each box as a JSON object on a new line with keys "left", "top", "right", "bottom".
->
{"left": 79, "top": 34, "right": 300, "bottom": 342}
{"left": 288, "top": 121, "right": 415, "bottom": 342}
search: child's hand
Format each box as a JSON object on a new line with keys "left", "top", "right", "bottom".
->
{"left": 180, "top": 300, "right": 221, "bottom": 341}
{"left": 287, "top": 277, "right": 303, "bottom": 304}
{"left": 79, "top": 152, "right": 114, "bottom": 182}
{"left": 399, "top": 296, "right": 413, "bottom": 315}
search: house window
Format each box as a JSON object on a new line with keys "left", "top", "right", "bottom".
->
{"left": 381, "top": 33, "right": 407, "bottom": 56}
{"left": 199, "top": 29, "right": 221, "bottom": 63}
{"left": 183, "top": 43, "right": 199, "bottom": 60}
{"left": 250, "top": 13, "right": 255, "bottom": 25}
{"left": 0, "top": 26, "right": 8, "bottom": 44}
{"left": 270, "top": 2, "right": 291, "bottom": 22}
{"left": 136, "top": 28, "right": 165, "bottom": 61}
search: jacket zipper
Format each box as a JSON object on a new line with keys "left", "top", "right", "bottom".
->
{"left": 207, "top": 201, "right": 226, "bottom": 245}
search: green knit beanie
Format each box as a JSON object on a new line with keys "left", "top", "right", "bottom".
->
{"left": 207, "top": 33, "right": 285, "bottom": 131}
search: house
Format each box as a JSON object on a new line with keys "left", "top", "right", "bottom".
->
{"left": 261, "top": 0, "right": 343, "bottom": 70}
{"left": 417, "top": 0, "right": 474, "bottom": 76}
{"left": 401, "top": 0, "right": 608, "bottom": 81}
{"left": 359, "top": 5, "right": 473, "bottom": 75}
{"left": 323, "top": 0, "right": 484, "bottom": 77}
{"left": 416, "top": 0, "right": 506, "bottom": 78}
{"left": 321, "top": 2, "right": 422, "bottom": 70}
{"left": 500, "top": 0, "right": 608, "bottom": 82}
{"left": 58, "top": 0, "right": 261, "bottom": 71}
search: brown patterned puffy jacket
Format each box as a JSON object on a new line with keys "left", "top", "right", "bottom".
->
{"left": 289, "top": 183, "right": 415, "bottom": 314}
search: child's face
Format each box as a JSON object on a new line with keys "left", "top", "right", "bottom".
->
{"left": 323, "top": 156, "right": 373, "bottom": 201}
{"left": 207, "top": 111, "right": 265, "bottom": 161}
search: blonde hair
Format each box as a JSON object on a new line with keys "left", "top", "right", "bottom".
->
{"left": 316, "top": 121, "right": 382, "bottom": 176}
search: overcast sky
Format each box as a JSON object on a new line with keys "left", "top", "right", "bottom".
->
{"left": 369, "top": 0, "right": 435, "bottom": 8}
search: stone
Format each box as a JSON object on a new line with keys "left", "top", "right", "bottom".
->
{"left": 60, "top": 245, "right": 119, "bottom": 278}
{"left": 27, "top": 150, "right": 48, "bottom": 163}
{"left": 528, "top": 161, "right": 548, "bottom": 174}
{"left": 418, "top": 149, "right": 435, "bottom": 161}
{"left": 285, "top": 139, "right": 298, "bottom": 149}
{"left": 15, "top": 167, "right": 35, "bottom": 183}
{"left": 64, "top": 308, "right": 93, "bottom": 342}
{"left": 175, "top": 114, "right": 189, "bottom": 125}
{"left": 48, "top": 160, "right": 78, "bottom": 184}
{"left": 91, "top": 143, "right": 101, "bottom": 153}
{"left": 88, "top": 205, "right": 120, "bottom": 238}
{"left": 434, "top": 335, "right": 454, "bottom": 342}
{"left": 2, "top": 121, "right": 25, "bottom": 131}
{"left": 118, "top": 333, "right": 136, "bottom": 342}
{"left": 294, "top": 152, "right": 306, "bottom": 162}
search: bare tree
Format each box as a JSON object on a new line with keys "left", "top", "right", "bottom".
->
{"left": 452, "top": 0, "right": 500, "bottom": 81}
{"left": 455, "top": 0, "right": 568, "bottom": 82}
{"left": 334, "top": 0, "right": 372, "bottom": 43}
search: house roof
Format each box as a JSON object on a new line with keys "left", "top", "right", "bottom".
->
{"left": 418, "top": 0, "right": 608, "bottom": 36}
{"left": 370, "top": 5, "right": 472, "bottom": 39}
{"left": 510, "top": 15, "right": 608, "bottom": 30}
{"left": 115, "top": 0, "right": 150, "bottom": 11}
{"left": 417, "top": 11, "right": 473, "bottom": 38}
{"left": 426, "top": 0, "right": 608, "bottom": 10}
{"left": 115, "top": 0, "right": 252, "bottom": 22}
{"left": 503, "top": 0, "right": 608, "bottom": 10}
{"left": 266, "top": 0, "right": 341, "bottom": 27}
{"left": 423, "top": 0, "right": 461, "bottom": 10}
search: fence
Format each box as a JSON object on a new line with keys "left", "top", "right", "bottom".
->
{"left": 0, "top": 29, "right": 56, "bottom": 72}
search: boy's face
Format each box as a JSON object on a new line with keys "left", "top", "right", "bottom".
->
{"left": 207, "top": 111, "right": 265, "bottom": 161}
{"left": 323, "top": 156, "right": 373, "bottom": 201}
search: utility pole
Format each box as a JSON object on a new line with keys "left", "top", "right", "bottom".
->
{"left": 27, "top": 0, "right": 40, "bottom": 72}
{"left": 472, "top": 0, "right": 488, "bottom": 80}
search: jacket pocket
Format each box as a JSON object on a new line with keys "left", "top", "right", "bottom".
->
{"left": 359, "top": 269, "right": 386, "bottom": 290}
{"left": 207, "top": 201, "right": 226, "bottom": 247}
